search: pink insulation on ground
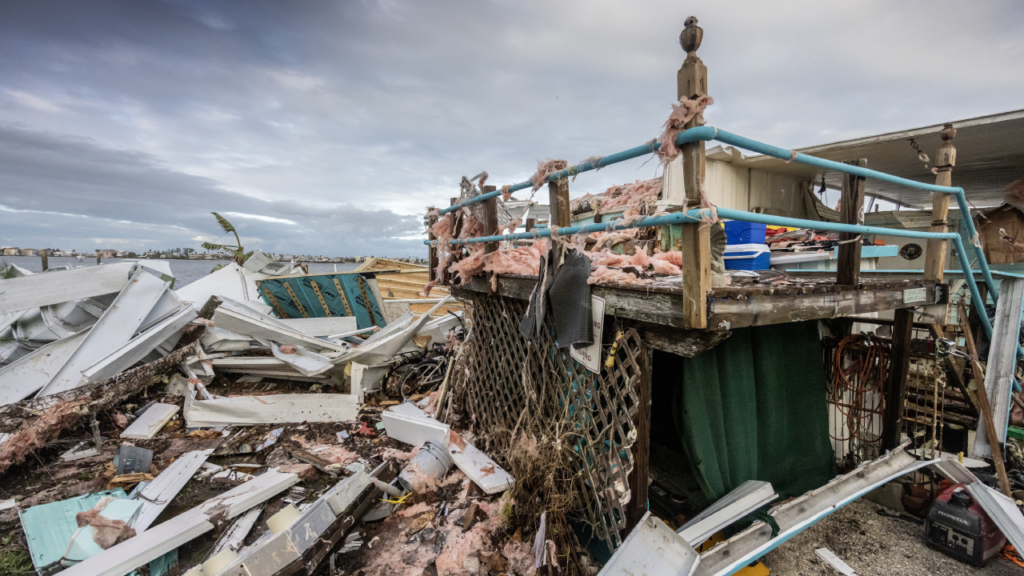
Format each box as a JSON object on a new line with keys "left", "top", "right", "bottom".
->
{"left": 291, "top": 435, "right": 360, "bottom": 466}
{"left": 656, "top": 95, "right": 714, "bottom": 162}
{"left": 380, "top": 446, "right": 419, "bottom": 463}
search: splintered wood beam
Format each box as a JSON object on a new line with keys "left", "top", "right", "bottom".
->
{"left": 547, "top": 160, "right": 570, "bottom": 228}
{"left": 483, "top": 185, "right": 499, "bottom": 255}
{"left": 681, "top": 224, "right": 710, "bottom": 329}
{"left": 427, "top": 207, "right": 438, "bottom": 283}
{"left": 882, "top": 308, "right": 914, "bottom": 450}
{"left": 837, "top": 159, "right": 867, "bottom": 286}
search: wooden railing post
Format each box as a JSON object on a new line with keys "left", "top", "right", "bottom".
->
{"left": 925, "top": 124, "right": 956, "bottom": 282}
{"left": 482, "top": 185, "right": 499, "bottom": 254}
{"left": 40, "top": 248, "right": 49, "bottom": 272}
{"left": 882, "top": 308, "right": 914, "bottom": 450}
{"left": 427, "top": 206, "right": 438, "bottom": 283}
{"left": 837, "top": 159, "right": 867, "bottom": 287}
{"left": 679, "top": 17, "right": 710, "bottom": 329}
{"left": 547, "top": 160, "right": 570, "bottom": 229}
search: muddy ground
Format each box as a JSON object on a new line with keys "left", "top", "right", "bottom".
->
{"left": 762, "top": 499, "right": 1021, "bottom": 575}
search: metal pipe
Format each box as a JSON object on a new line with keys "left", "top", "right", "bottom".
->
{"left": 438, "top": 125, "right": 998, "bottom": 302}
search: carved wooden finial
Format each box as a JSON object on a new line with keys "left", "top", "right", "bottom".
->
{"left": 680, "top": 16, "right": 702, "bottom": 54}
{"left": 940, "top": 123, "right": 957, "bottom": 142}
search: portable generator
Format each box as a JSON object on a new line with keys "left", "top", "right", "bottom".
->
{"left": 925, "top": 483, "right": 1006, "bottom": 566}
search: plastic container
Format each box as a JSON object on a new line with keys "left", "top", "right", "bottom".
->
{"left": 398, "top": 440, "right": 454, "bottom": 493}
{"left": 724, "top": 221, "right": 767, "bottom": 245}
{"left": 724, "top": 243, "right": 771, "bottom": 271}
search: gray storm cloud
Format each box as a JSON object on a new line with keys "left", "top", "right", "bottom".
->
{"left": 0, "top": 0, "right": 1021, "bottom": 255}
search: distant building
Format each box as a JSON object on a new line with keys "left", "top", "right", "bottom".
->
{"left": 21, "top": 248, "right": 38, "bottom": 257}
{"left": 2, "top": 247, "right": 19, "bottom": 256}
{"left": 116, "top": 251, "right": 129, "bottom": 257}
{"left": 100, "top": 249, "right": 118, "bottom": 258}
{"left": 188, "top": 253, "right": 202, "bottom": 259}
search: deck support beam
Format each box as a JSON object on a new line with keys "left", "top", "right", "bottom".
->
{"left": 837, "top": 159, "right": 867, "bottom": 287}
{"left": 882, "top": 308, "right": 914, "bottom": 451}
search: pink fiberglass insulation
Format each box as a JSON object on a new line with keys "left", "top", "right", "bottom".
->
{"left": 531, "top": 158, "right": 561, "bottom": 192}
{"left": 588, "top": 266, "right": 645, "bottom": 285}
{"left": 449, "top": 240, "right": 549, "bottom": 288}
{"left": 653, "top": 249, "right": 683, "bottom": 267}
{"left": 600, "top": 178, "right": 662, "bottom": 212}
{"left": 656, "top": 95, "right": 714, "bottom": 163}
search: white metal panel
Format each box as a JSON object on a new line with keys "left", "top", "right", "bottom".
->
{"left": 966, "top": 482, "right": 1024, "bottom": 554}
{"left": 706, "top": 159, "right": 749, "bottom": 212}
{"left": 277, "top": 317, "right": 357, "bottom": 337}
{"left": 0, "top": 262, "right": 134, "bottom": 315}
{"left": 677, "top": 481, "right": 777, "bottom": 546}
{"left": 37, "top": 268, "right": 169, "bottom": 397}
{"left": 134, "top": 449, "right": 213, "bottom": 532}
{"left": 59, "top": 470, "right": 299, "bottom": 576}
{"left": 212, "top": 298, "right": 347, "bottom": 353}
{"left": 975, "top": 278, "right": 1024, "bottom": 457}
{"left": 82, "top": 304, "right": 197, "bottom": 383}
{"left": 448, "top": 435, "right": 514, "bottom": 494}
{"left": 270, "top": 343, "right": 333, "bottom": 377}
{"left": 121, "top": 403, "right": 180, "bottom": 441}
{"left": 0, "top": 329, "right": 89, "bottom": 406}
{"left": 381, "top": 410, "right": 450, "bottom": 448}
{"left": 748, "top": 169, "right": 806, "bottom": 219}
{"left": 185, "top": 393, "right": 359, "bottom": 428}
{"left": 598, "top": 511, "right": 700, "bottom": 576}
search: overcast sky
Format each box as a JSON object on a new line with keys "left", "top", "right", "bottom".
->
{"left": 1, "top": 1, "right": 1021, "bottom": 257}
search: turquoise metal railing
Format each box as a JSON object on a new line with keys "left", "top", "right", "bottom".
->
{"left": 429, "top": 126, "right": 1014, "bottom": 346}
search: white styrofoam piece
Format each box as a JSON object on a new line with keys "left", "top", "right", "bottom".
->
{"left": 83, "top": 304, "right": 197, "bottom": 383}
{"left": 598, "top": 511, "right": 700, "bottom": 576}
{"left": 278, "top": 317, "right": 358, "bottom": 337}
{"left": 271, "top": 343, "right": 333, "bottom": 377}
{"left": 0, "top": 261, "right": 134, "bottom": 315}
{"left": 966, "top": 482, "right": 1024, "bottom": 554}
{"left": 381, "top": 410, "right": 449, "bottom": 448}
{"left": 121, "top": 403, "right": 180, "bottom": 441}
{"left": 448, "top": 434, "right": 514, "bottom": 495}
{"left": 0, "top": 329, "right": 89, "bottom": 407}
{"left": 677, "top": 480, "right": 777, "bottom": 546}
{"left": 134, "top": 449, "right": 214, "bottom": 532}
{"left": 37, "top": 268, "right": 169, "bottom": 397}
{"left": 185, "top": 393, "right": 359, "bottom": 428}
{"left": 59, "top": 470, "right": 299, "bottom": 576}
{"left": 814, "top": 549, "right": 857, "bottom": 576}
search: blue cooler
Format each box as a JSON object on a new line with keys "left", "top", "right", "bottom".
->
{"left": 724, "top": 221, "right": 767, "bottom": 245}
{"left": 724, "top": 243, "right": 771, "bottom": 271}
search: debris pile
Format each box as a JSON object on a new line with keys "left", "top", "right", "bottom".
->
{"left": 0, "top": 255, "right": 545, "bottom": 576}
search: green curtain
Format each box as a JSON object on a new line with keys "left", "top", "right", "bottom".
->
{"left": 659, "top": 320, "right": 836, "bottom": 504}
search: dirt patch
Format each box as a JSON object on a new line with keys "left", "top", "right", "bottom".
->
{"left": 762, "top": 499, "right": 1021, "bottom": 575}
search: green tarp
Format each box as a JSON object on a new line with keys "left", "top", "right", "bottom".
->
{"left": 655, "top": 320, "right": 836, "bottom": 505}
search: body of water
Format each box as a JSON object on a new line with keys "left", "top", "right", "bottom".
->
{"left": 1, "top": 256, "right": 359, "bottom": 287}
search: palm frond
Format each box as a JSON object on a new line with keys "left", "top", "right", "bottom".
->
{"left": 212, "top": 212, "right": 236, "bottom": 234}
{"left": 201, "top": 242, "right": 237, "bottom": 252}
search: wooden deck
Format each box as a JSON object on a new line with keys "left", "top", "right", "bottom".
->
{"left": 452, "top": 274, "right": 946, "bottom": 331}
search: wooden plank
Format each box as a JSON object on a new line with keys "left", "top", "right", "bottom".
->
{"left": 483, "top": 185, "right": 499, "bottom": 255}
{"left": 836, "top": 159, "right": 867, "bottom": 286}
{"left": 640, "top": 324, "right": 730, "bottom": 358}
{"left": 925, "top": 124, "right": 957, "bottom": 282}
{"left": 121, "top": 403, "right": 179, "bottom": 440}
{"left": 0, "top": 261, "right": 134, "bottom": 315}
{"left": 882, "top": 308, "right": 914, "bottom": 451}
{"left": 974, "top": 279, "right": 1024, "bottom": 459}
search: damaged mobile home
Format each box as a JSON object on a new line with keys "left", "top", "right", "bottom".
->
{"left": 2, "top": 16, "right": 1024, "bottom": 576}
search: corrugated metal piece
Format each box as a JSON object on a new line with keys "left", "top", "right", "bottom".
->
{"left": 598, "top": 511, "right": 700, "bottom": 576}
{"left": 676, "top": 480, "right": 777, "bottom": 547}
{"left": 0, "top": 329, "right": 89, "bottom": 406}
{"left": 966, "top": 482, "right": 1024, "bottom": 554}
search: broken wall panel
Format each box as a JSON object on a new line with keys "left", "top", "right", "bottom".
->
{"left": 184, "top": 393, "right": 359, "bottom": 428}
{"left": 256, "top": 272, "right": 387, "bottom": 328}
{"left": 974, "top": 277, "right": 1024, "bottom": 457}
{"left": 0, "top": 261, "right": 135, "bottom": 315}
